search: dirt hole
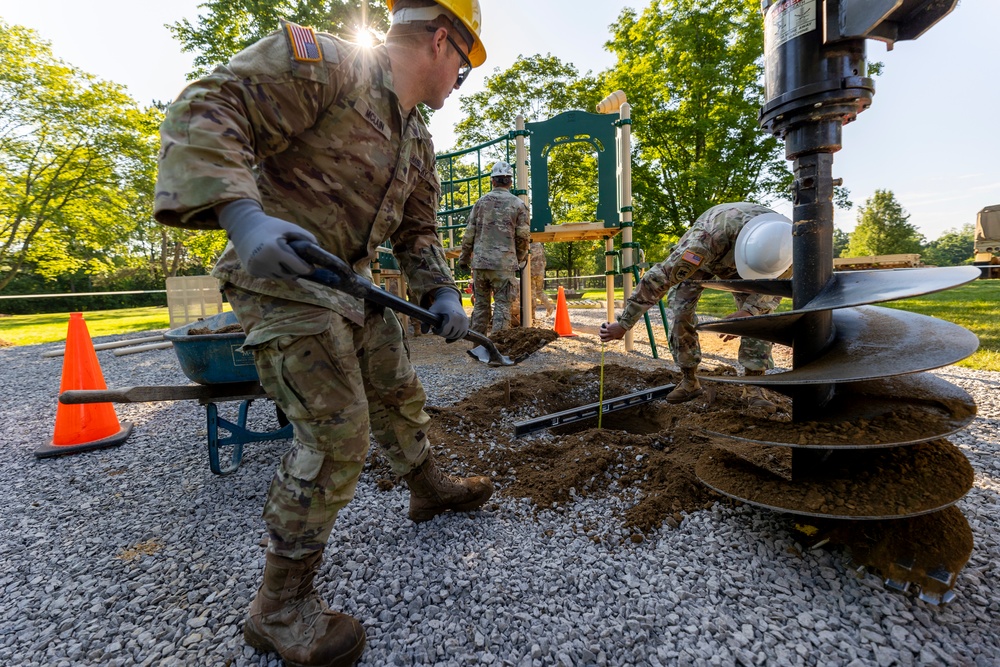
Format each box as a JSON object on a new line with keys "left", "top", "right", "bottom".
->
{"left": 368, "top": 361, "right": 974, "bottom": 590}
{"left": 370, "top": 364, "right": 782, "bottom": 534}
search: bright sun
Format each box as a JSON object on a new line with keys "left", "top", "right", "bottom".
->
{"left": 353, "top": 25, "right": 384, "bottom": 48}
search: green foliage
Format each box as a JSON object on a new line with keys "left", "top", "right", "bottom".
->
{"left": 181, "top": 229, "right": 230, "bottom": 270}
{"left": 168, "top": 0, "right": 390, "bottom": 78}
{"left": 833, "top": 186, "right": 853, "bottom": 211}
{"left": 0, "top": 21, "right": 163, "bottom": 292}
{"left": 452, "top": 55, "right": 604, "bottom": 230}
{"left": 454, "top": 55, "right": 603, "bottom": 148}
{"left": 451, "top": 54, "right": 607, "bottom": 277}
{"left": 603, "top": 0, "right": 790, "bottom": 245}
{"left": 846, "top": 189, "right": 924, "bottom": 256}
{"left": 922, "top": 223, "right": 974, "bottom": 267}
{"left": 832, "top": 228, "right": 851, "bottom": 258}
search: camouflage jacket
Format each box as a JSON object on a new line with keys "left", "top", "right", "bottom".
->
{"left": 458, "top": 188, "right": 531, "bottom": 272}
{"left": 619, "top": 203, "right": 783, "bottom": 330}
{"left": 154, "top": 23, "right": 457, "bottom": 326}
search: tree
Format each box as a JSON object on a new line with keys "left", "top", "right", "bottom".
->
{"left": 832, "top": 228, "right": 851, "bottom": 258}
{"left": 453, "top": 54, "right": 604, "bottom": 225}
{"left": 169, "top": 0, "right": 389, "bottom": 78}
{"left": 0, "top": 22, "right": 163, "bottom": 291}
{"left": 922, "top": 223, "right": 974, "bottom": 267}
{"left": 451, "top": 55, "right": 607, "bottom": 278}
{"left": 163, "top": 2, "right": 391, "bottom": 276}
{"left": 603, "top": 0, "right": 790, "bottom": 249}
{"left": 846, "top": 189, "right": 924, "bottom": 257}
{"left": 454, "top": 55, "right": 602, "bottom": 149}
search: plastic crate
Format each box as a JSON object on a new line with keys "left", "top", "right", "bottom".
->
{"left": 166, "top": 276, "right": 224, "bottom": 329}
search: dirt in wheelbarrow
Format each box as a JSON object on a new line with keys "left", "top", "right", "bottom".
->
{"left": 188, "top": 323, "right": 244, "bottom": 335}
{"left": 370, "top": 363, "right": 971, "bottom": 581}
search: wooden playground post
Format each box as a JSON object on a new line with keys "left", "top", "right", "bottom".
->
{"left": 619, "top": 101, "right": 634, "bottom": 352}
{"left": 597, "top": 90, "right": 634, "bottom": 351}
{"left": 516, "top": 115, "right": 532, "bottom": 328}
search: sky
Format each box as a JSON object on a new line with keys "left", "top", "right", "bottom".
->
{"left": 2, "top": 0, "right": 997, "bottom": 241}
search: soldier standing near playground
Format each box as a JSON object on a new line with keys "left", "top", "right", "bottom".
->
{"left": 530, "top": 241, "right": 555, "bottom": 318}
{"left": 600, "top": 202, "right": 793, "bottom": 407}
{"left": 153, "top": 2, "right": 493, "bottom": 666}
{"left": 458, "top": 160, "right": 531, "bottom": 333}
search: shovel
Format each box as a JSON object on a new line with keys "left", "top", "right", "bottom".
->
{"left": 289, "top": 241, "right": 514, "bottom": 367}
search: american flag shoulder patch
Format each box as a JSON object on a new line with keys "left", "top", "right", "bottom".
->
{"left": 286, "top": 22, "right": 322, "bottom": 62}
{"left": 681, "top": 250, "right": 704, "bottom": 266}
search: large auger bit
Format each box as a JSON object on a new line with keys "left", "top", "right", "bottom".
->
{"left": 695, "top": 266, "right": 982, "bottom": 605}
{"left": 790, "top": 505, "right": 972, "bottom": 605}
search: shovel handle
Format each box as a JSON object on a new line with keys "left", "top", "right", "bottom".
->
{"left": 288, "top": 240, "right": 497, "bottom": 349}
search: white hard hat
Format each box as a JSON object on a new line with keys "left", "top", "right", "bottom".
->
{"left": 491, "top": 161, "right": 514, "bottom": 178}
{"left": 735, "top": 212, "right": 793, "bottom": 280}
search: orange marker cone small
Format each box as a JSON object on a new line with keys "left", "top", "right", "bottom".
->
{"left": 553, "top": 286, "right": 576, "bottom": 337}
{"left": 35, "top": 313, "right": 132, "bottom": 458}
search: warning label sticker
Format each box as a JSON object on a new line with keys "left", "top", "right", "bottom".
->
{"left": 764, "top": 0, "right": 817, "bottom": 53}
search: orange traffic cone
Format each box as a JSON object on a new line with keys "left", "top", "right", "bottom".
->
{"left": 553, "top": 286, "right": 576, "bottom": 337}
{"left": 35, "top": 313, "right": 132, "bottom": 458}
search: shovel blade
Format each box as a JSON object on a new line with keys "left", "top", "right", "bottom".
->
{"left": 467, "top": 345, "right": 514, "bottom": 367}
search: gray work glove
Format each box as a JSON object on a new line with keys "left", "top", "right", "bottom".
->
{"left": 217, "top": 199, "right": 318, "bottom": 280}
{"left": 422, "top": 288, "right": 469, "bottom": 342}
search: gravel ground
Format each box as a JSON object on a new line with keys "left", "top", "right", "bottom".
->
{"left": 1, "top": 308, "right": 998, "bottom": 667}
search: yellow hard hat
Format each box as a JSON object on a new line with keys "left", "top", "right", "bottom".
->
{"left": 387, "top": 0, "right": 487, "bottom": 67}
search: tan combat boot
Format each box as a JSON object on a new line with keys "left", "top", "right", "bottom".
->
{"left": 403, "top": 454, "right": 495, "bottom": 522}
{"left": 742, "top": 369, "right": 777, "bottom": 413}
{"left": 244, "top": 550, "right": 366, "bottom": 667}
{"left": 666, "top": 367, "right": 704, "bottom": 404}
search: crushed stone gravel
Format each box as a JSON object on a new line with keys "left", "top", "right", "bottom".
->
{"left": 1, "top": 308, "right": 997, "bottom": 667}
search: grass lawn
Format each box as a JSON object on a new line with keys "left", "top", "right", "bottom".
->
{"left": 1, "top": 306, "right": 177, "bottom": 347}
{"left": 3, "top": 281, "right": 998, "bottom": 371}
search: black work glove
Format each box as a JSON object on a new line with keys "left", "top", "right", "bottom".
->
{"left": 422, "top": 288, "right": 469, "bottom": 342}
{"left": 217, "top": 199, "right": 317, "bottom": 280}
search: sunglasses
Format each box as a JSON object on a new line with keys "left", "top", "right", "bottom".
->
{"left": 426, "top": 26, "right": 472, "bottom": 88}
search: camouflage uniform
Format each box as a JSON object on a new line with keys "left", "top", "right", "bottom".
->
{"left": 529, "top": 241, "right": 553, "bottom": 316}
{"left": 155, "top": 26, "right": 458, "bottom": 559}
{"left": 458, "top": 187, "right": 530, "bottom": 333}
{"left": 617, "top": 203, "right": 783, "bottom": 372}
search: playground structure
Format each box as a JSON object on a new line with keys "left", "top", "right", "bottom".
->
{"left": 376, "top": 91, "right": 661, "bottom": 353}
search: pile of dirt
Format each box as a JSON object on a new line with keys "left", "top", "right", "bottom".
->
{"left": 367, "top": 363, "right": 975, "bottom": 587}
{"left": 187, "top": 323, "right": 244, "bottom": 335}
{"left": 410, "top": 364, "right": 771, "bottom": 533}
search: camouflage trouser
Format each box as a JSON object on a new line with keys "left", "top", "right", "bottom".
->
{"left": 471, "top": 268, "right": 516, "bottom": 334}
{"left": 531, "top": 270, "right": 552, "bottom": 313}
{"left": 225, "top": 287, "right": 431, "bottom": 559}
{"left": 666, "top": 280, "right": 775, "bottom": 372}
